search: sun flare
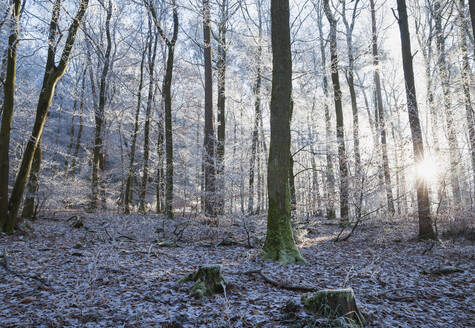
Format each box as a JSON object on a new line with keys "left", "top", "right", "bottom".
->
{"left": 414, "top": 157, "right": 439, "bottom": 182}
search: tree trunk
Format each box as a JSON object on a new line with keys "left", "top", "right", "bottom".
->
{"left": 0, "top": 48, "right": 8, "bottom": 111}
{"left": 156, "top": 118, "right": 164, "bottom": 214}
{"left": 457, "top": 0, "right": 475, "bottom": 191}
{"left": 140, "top": 22, "right": 158, "bottom": 214}
{"left": 4, "top": 0, "right": 88, "bottom": 233}
{"left": 248, "top": 50, "right": 262, "bottom": 215}
{"left": 324, "top": 0, "right": 349, "bottom": 222}
{"left": 215, "top": 0, "right": 227, "bottom": 215}
{"left": 124, "top": 44, "right": 146, "bottom": 213}
{"left": 70, "top": 68, "right": 86, "bottom": 177}
{"left": 370, "top": 0, "right": 394, "bottom": 215}
{"left": 262, "top": 0, "right": 304, "bottom": 264}
{"left": 21, "top": 140, "right": 41, "bottom": 219}
{"left": 163, "top": 43, "right": 175, "bottom": 220}
{"left": 316, "top": 5, "right": 336, "bottom": 219}
{"left": 434, "top": 0, "right": 462, "bottom": 204}
{"left": 65, "top": 72, "right": 79, "bottom": 169}
{"left": 203, "top": 0, "right": 216, "bottom": 217}
{"left": 396, "top": 0, "right": 436, "bottom": 240}
{"left": 308, "top": 100, "right": 321, "bottom": 216}
{"left": 147, "top": 0, "right": 179, "bottom": 218}
{"left": 469, "top": 0, "right": 475, "bottom": 45}
{"left": 0, "top": 0, "right": 21, "bottom": 231}
{"left": 91, "top": 0, "right": 111, "bottom": 211}
{"left": 340, "top": 0, "right": 362, "bottom": 189}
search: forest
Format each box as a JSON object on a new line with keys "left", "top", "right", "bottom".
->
{"left": 0, "top": 0, "right": 474, "bottom": 326}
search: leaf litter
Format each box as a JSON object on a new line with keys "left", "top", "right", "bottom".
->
{"left": 0, "top": 213, "right": 473, "bottom": 327}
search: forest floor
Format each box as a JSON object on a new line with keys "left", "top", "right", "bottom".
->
{"left": 0, "top": 210, "right": 474, "bottom": 328}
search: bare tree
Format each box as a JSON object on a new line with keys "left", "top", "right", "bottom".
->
{"left": 370, "top": 0, "right": 395, "bottom": 214}
{"left": 323, "top": 0, "right": 349, "bottom": 222}
{"left": 395, "top": 0, "right": 436, "bottom": 239}
{"left": 203, "top": 0, "right": 216, "bottom": 217}
{"left": 4, "top": 0, "right": 89, "bottom": 233}
{"left": 91, "top": 0, "right": 112, "bottom": 210}
{"left": 147, "top": 0, "right": 179, "bottom": 219}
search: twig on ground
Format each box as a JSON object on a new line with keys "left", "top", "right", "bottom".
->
{"left": 242, "top": 269, "right": 317, "bottom": 292}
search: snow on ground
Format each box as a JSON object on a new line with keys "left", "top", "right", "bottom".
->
{"left": 0, "top": 212, "right": 474, "bottom": 327}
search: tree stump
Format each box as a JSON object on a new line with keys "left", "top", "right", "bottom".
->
{"left": 178, "top": 265, "right": 226, "bottom": 299}
{"left": 301, "top": 288, "right": 365, "bottom": 325}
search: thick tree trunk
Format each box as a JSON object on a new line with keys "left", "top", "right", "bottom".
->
{"left": 324, "top": 0, "right": 349, "bottom": 222}
{"left": 396, "top": 0, "right": 436, "bottom": 239}
{"left": 0, "top": 0, "right": 21, "bottom": 231}
{"left": 4, "top": 0, "right": 88, "bottom": 233}
{"left": 203, "top": 0, "right": 216, "bottom": 217}
{"left": 370, "top": 0, "right": 395, "bottom": 215}
{"left": 262, "top": 0, "right": 304, "bottom": 264}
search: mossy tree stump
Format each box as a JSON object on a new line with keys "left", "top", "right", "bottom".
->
{"left": 178, "top": 265, "right": 226, "bottom": 299}
{"left": 301, "top": 288, "right": 365, "bottom": 325}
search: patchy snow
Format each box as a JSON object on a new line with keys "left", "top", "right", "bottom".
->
{"left": 0, "top": 213, "right": 474, "bottom": 327}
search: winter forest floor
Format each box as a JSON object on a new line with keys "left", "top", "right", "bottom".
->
{"left": 0, "top": 211, "right": 474, "bottom": 328}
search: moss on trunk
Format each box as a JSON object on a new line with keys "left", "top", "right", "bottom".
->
{"left": 262, "top": 0, "right": 305, "bottom": 265}
{"left": 262, "top": 198, "right": 305, "bottom": 264}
